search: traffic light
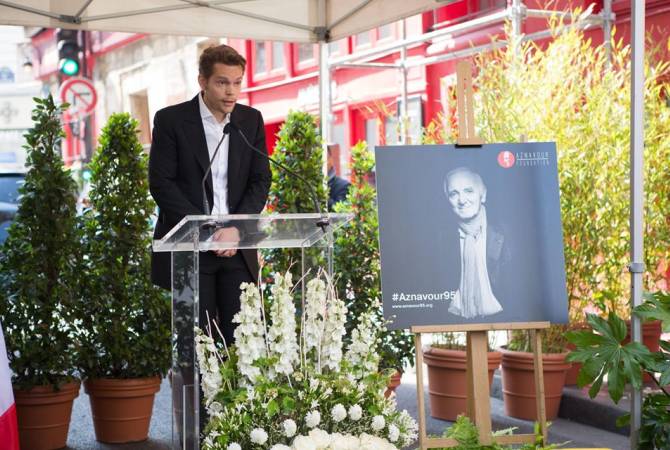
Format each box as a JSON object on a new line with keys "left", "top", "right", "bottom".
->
{"left": 56, "top": 29, "right": 81, "bottom": 76}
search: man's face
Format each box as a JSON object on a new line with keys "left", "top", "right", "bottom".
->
{"left": 446, "top": 171, "right": 486, "bottom": 221}
{"left": 198, "top": 63, "right": 244, "bottom": 117}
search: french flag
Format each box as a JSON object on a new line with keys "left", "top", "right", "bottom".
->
{"left": 0, "top": 321, "right": 19, "bottom": 450}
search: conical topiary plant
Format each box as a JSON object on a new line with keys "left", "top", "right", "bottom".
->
{"left": 265, "top": 110, "right": 328, "bottom": 279}
{"left": 78, "top": 113, "right": 170, "bottom": 380}
{"left": 0, "top": 95, "right": 81, "bottom": 390}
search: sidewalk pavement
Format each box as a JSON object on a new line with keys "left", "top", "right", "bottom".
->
{"left": 63, "top": 374, "right": 630, "bottom": 450}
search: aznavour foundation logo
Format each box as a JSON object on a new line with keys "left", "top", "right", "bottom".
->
{"left": 497, "top": 150, "right": 515, "bottom": 168}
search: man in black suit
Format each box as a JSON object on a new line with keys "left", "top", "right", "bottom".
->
{"left": 149, "top": 44, "right": 271, "bottom": 345}
{"left": 441, "top": 167, "right": 510, "bottom": 319}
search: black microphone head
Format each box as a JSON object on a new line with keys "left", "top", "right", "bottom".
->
{"left": 227, "top": 121, "right": 239, "bottom": 133}
{"left": 223, "top": 123, "right": 232, "bottom": 135}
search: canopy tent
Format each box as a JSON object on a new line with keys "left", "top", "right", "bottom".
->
{"left": 0, "top": 0, "right": 439, "bottom": 42}
{"left": 0, "top": 1, "right": 647, "bottom": 446}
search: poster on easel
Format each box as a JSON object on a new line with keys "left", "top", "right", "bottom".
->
{"left": 376, "top": 142, "right": 568, "bottom": 330}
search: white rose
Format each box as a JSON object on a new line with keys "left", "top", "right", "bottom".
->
{"left": 226, "top": 444, "right": 242, "bottom": 450}
{"left": 283, "top": 418, "right": 297, "bottom": 437}
{"left": 292, "top": 435, "right": 317, "bottom": 450}
{"left": 308, "top": 428, "right": 331, "bottom": 448}
{"left": 305, "top": 410, "right": 321, "bottom": 428}
{"left": 331, "top": 404, "right": 347, "bottom": 422}
{"left": 250, "top": 427, "right": 268, "bottom": 445}
{"left": 388, "top": 424, "right": 400, "bottom": 442}
{"left": 371, "top": 415, "right": 386, "bottom": 431}
{"left": 348, "top": 404, "right": 362, "bottom": 421}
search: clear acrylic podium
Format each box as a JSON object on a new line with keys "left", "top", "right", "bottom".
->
{"left": 152, "top": 213, "right": 352, "bottom": 450}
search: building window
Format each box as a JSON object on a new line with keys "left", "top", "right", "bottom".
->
{"left": 298, "top": 43, "right": 315, "bottom": 63}
{"left": 365, "top": 118, "right": 379, "bottom": 151}
{"left": 254, "top": 41, "right": 266, "bottom": 74}
{"left": 355, "top": 30, "right": 371, "bottom": 47}
{"left": 378, "top": 23, "right": 393, "bottom": 40}
{"left": 272, "top": 41, "right": 285, "bottom": 70}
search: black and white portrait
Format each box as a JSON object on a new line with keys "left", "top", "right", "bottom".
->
{"left": 375, "top": 143, "right": 568, "bottom": 329}
{"left": 442, "top": 167, "right": 508, "bottom": 319}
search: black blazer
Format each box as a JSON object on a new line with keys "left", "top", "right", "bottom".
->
{"left": 149, "top": 95, "right": 271, "bottom": 289}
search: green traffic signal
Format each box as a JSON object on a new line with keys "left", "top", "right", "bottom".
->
{"left": 59, "top": 58, "right": 80, "bottom": 76}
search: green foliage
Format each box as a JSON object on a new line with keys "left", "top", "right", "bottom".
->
{"left": 438, "top": 415, "right": 560, "bottom": 449}
{"left": 568, "top": 291, "right": 670, "bottom": 445}
{"left": 507, "top": 325, "right": 569, "bottom": 354}
{"left": 0, "top": 95, "right": 82, "bottom": 389}
{"left": 265, "top": 110, "right": 328, "bottom": 279}
{"left": 333, "top": 141, "right": 414, "bottom": 372}
{"left": 434, "top": 14, "right": 670, "bottom": 322}
{"left": 77, "top": 113, "right": 170, "bottom": 379}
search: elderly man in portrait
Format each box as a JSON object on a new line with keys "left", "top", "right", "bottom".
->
{"left": 441, "top": 167, "right": 512, "bottom": 319}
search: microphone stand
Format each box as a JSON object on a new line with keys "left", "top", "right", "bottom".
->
{"left": 230, "top": 122, "right": 330, "bottom": 233}
{"left": 201, "top": 123, "right": 231, "bottom": 230}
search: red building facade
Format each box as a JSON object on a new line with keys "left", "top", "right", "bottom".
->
{"left": 28, "top": 0, "right": 670, "bottom": 172}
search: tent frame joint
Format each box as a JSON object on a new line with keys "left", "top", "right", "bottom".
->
{"left": 628, "top": 262, "right": 645, "bottom": 273}
{"left": 59, "top": 14, "right": 81, "bottom": 24}
{"left": 315, "top": 26, "right": 329, "bottom": 42}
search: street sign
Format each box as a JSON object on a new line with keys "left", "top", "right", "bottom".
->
{"left": 59, "top": 77, "right": 97, "bottom": 120}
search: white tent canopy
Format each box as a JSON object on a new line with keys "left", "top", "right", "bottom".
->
{"left": 0, "top": 0, "right": 439, "bottom": 42}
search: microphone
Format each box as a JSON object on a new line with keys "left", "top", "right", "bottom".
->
{"left": 201, "top": 122, "right": 232, "bottom": 230}
{"left": 228, "top": 121, "right": 330, "bottom": 233}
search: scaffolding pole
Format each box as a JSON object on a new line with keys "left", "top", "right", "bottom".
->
{"left": 629, "top": 0, "right": 645, "bottom": 445}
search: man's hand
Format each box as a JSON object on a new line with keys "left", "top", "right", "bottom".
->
{"left": 212, "top": 227, "right": 240, "bottom": 257}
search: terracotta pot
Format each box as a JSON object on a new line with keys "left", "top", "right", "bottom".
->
{"left": 500, "top": 349, "right": 569, "bottom": 420}
{"left": 84, "top": 377, "right": 161, "bottom": 443}
{"left": 384, "top": 371, "right": 402, "bottom": 398}
{"left": 13, "top": 381, "right": 80, "bottom": 450}
{"left": 423, "top": 346, "right": 502, "bottom": 421}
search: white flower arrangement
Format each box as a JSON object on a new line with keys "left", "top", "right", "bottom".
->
{"left": 196, "top": 271, "right": 417, "bottom": 449}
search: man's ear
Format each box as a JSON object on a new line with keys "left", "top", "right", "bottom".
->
{"left": 198, "top": 74, "right": 207, "bottom": 92}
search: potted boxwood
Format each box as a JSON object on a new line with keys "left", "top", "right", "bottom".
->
{"left": 333, "top": 141, "right": 415, "bottom": 396}
{"left": 500, "top": 325, "right": 570, "bottom": 421}
{"left": 0, "top": 96, "right": 82, "bottom": 450}
{"left": 77, "top": 113, "right": 170, "bottom": 443}
{"left": 423, "top": 332, "right": 501, "bottom": 421}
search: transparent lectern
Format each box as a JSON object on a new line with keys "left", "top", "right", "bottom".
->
{"left": 152, "top": 213, "right": 352, "bottom": 450}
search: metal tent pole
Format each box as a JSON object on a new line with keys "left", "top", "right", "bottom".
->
{"left": 629, "top": 0, "right": 645, "bottom": 446}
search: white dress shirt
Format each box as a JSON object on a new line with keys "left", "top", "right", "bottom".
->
{"left": 198, "top": 93, "right": 230, "bottom": 216}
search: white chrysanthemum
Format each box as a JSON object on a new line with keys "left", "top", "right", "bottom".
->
{"left": 270, "top": 445, "right": 291, "bottom": 450}
{"left": 359, "top": 433, "right": 397, "bottom": 450}
{"left": 320, "top": 284, "right": 347, "bottom": 371}
{"left": 329, "top": 433, "right": 361, "bottom": 450}
{"left": 305, "top": 410, "right": 321, "bottom": 428}
{"left": 233, "top": 282, "right": 268, "bottom": 382}
{"left": 267, "top": 272, "right": 299, "bottom": 377}
{"left": 388, "top": 424, "right": 400, "bottom": 442}
{"left": 308, "top": 428, "right": 331, "bottom": 448}
{"left": 331, "top": 403, "right": 347, "bottom": 422}
{"left": 291, "top": 435, "right": 316, "bottom": 450}
{"left": 304, "top": 278, "right": 327, "bottom": 359}
{"left": 250, "top": 427, "right": 268, "bottom": 444}
{"left": 283, "top": 418, "right": 297, "bottom": 437}
{"left": 226, "top": 443, "right": 241, "bottom": 450}
{"left": 371, "top": 415, "right": 386, "bottom": 431}
{"left": 348, "top": 404, "right": 362, "bottom": 421}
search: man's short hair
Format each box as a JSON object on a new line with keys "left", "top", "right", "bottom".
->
{"left": 443, "top": 167, "right": 486, "bottom": 197}
{"left": 199, "top": 44, "right": 246, "bottom": 79}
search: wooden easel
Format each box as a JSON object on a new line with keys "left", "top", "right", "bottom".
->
{"left": 410, "top": 61, "right": 549, "bottom": 449}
